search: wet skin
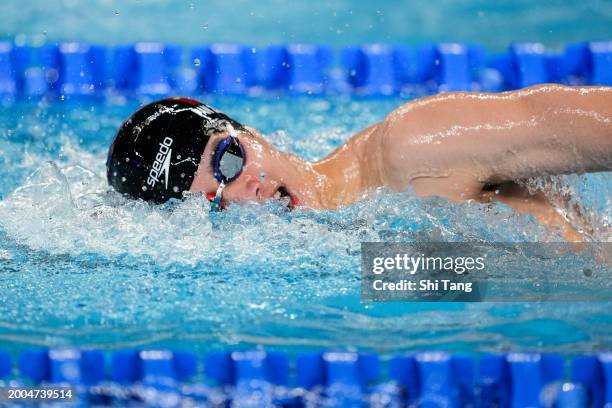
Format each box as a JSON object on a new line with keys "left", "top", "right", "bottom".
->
{"left": 190, "top": 84, "right": 612, "bottom": 241}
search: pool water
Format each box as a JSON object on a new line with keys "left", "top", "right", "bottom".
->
{"left": 0, "top": 0, "right": 611, "bottom": 357}
{"left": 0, "top": 96, "right": 610, "bottom": 354}
{"left": 2, "top": 0, "right": 612, "bottom": 51}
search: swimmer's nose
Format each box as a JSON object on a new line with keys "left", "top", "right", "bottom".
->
{"left": 225, "top": 176, "right": 261, "bottom": 202}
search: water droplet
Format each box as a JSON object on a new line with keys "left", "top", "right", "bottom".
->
{"left": 113, "top": 9, "right": 120, "bottom": 15}
{"left": 202, "top": 23, "right": 209, "bottom": 30}
{"left": 193, "top": 58, "right": 201, "bottom": 67}
{"left": 59, "top": 95, "right": 65, "bottom": 101}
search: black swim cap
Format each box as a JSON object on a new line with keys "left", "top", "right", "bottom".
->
{"left": 107, "top": 97, "right": 245, "bottom": 203}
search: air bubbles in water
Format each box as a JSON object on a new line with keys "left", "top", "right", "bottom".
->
{"left": 0, "top": 99, "right": 609, "bottom": 352}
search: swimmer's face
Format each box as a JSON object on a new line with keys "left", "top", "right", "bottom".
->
{"left": 190, "top": 126, "right": 304, "bottom": 209}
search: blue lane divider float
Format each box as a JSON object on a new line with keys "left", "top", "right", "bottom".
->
{"left": 1, "top": 349, "right": 612, "bottom": 407}
{"left": 0, "top": 42, "right": 17, "bottom": 95}
{"left": 296, "top": 351, "right": 383, "bottom": 406}
{"left": 0, "top": 39, "right": 610, "bottom": 99}
{"left": 59, "top": 43, "right": 99, "bottom": 97}
{"left": 572, "top": 353, "right": 612, "bottom": 408}
{"left": 133, "top": 43, "right": 174, "bottom": 96}
{"left": 390, "top": 351, "right": 474, "bottom": 407}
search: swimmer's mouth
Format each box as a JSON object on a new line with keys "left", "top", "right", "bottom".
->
{"left": 272, "top": 186, "right": 297, "bottom": 209}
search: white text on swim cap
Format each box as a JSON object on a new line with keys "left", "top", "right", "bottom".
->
{"left": 147, "top": 137, "right": 173, "bottom": 189}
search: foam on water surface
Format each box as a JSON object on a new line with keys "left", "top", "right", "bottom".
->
{"left": 0, "top": 97, "right": 610, "bottom": 353}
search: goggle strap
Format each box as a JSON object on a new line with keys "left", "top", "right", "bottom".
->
{"left": 210, "top": 181, "right": 226, "bottom": 212}
{"left": 216, "top": 181, "right": 225, "bottom": 197}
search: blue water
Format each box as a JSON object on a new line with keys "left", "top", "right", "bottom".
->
{"left": 1, "top": 0, "right": 611, "bottom": 51}
{"left": 0, "top": 0, "right": 611, "bottom": 355}
{"left": 0, "top": 96, "right": 610, "bottom": 355}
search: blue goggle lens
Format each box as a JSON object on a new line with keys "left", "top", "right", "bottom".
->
{"left": 213, "top": 137, "right": 245, "bottom": 183}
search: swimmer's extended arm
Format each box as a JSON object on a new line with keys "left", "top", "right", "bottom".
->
{"left": 379, "top": 84, "right": 612, "bottom": 197}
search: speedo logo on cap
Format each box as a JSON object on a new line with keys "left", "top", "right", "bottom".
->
{"left": 147, "top": 137, "right": 173, "bottom": 189}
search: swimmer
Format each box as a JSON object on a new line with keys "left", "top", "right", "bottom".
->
{"left": 107, "top": 84, "right": 612, "bottom": 241}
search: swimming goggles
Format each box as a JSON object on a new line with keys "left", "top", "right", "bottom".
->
{"left": 207, "top": 127, "right": 246, "bottom": 212}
